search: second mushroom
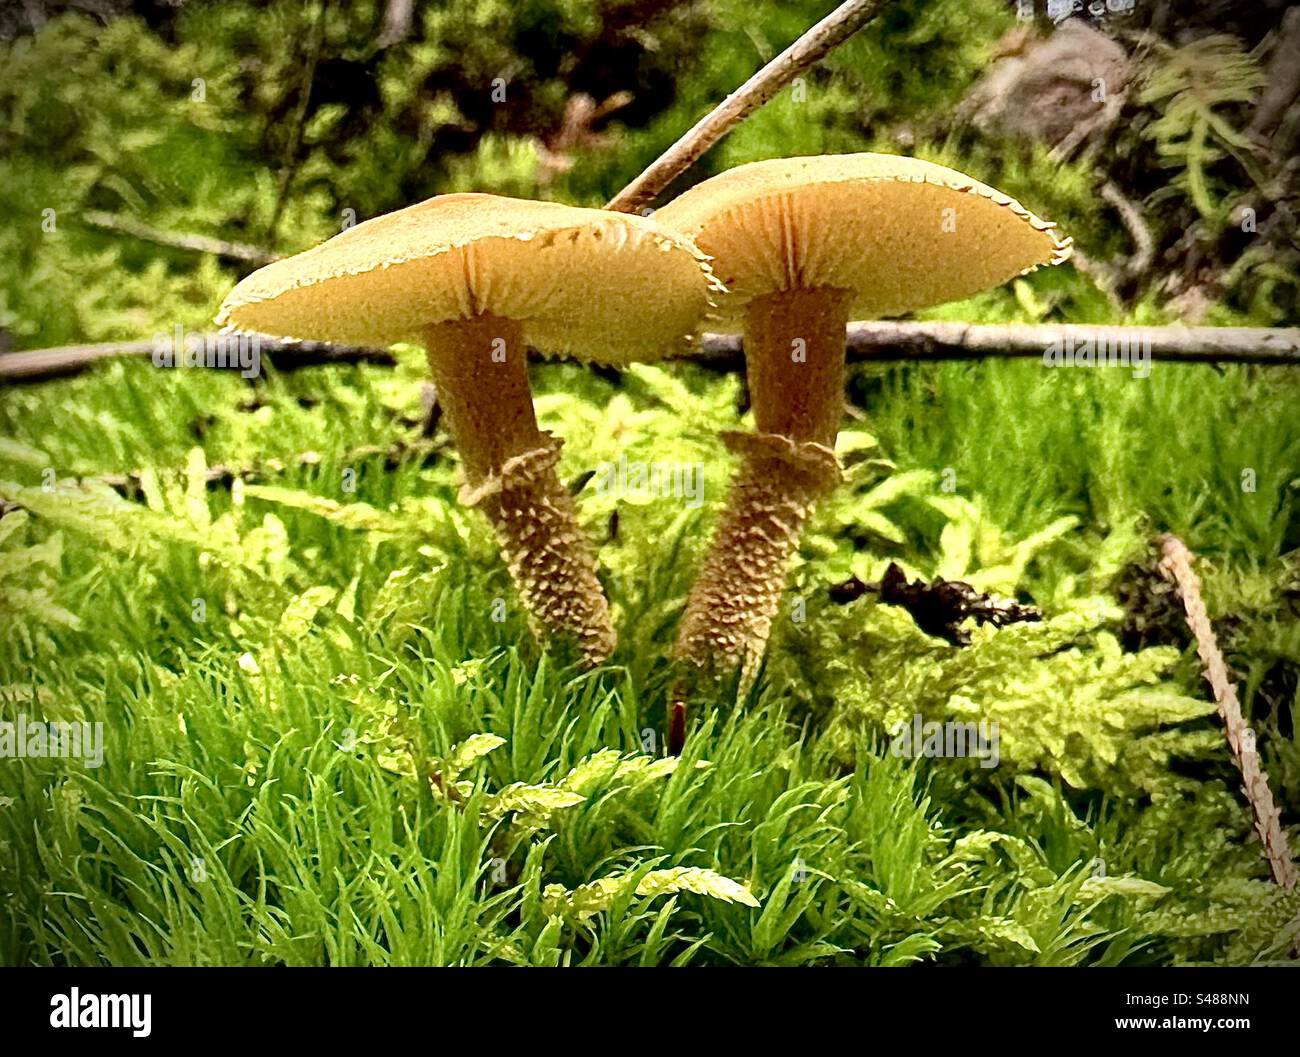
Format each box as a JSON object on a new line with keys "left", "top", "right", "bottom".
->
{"left": 656, "top": 153, "right": 1071, "bottom": 704}
{"left": 218, "top": 193, "right": 717, "bottom": 665}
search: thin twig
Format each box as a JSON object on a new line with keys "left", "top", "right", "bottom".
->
{"left": 689, "top": 320, "right": 1300, "bottom": 371}
{"left": 1063, "top": 179, "right": 1155, "bottom": 312}
{"left": 81, "top": 211, "right": 278, "bottom": 266}
{"left": 265, "top": 0, "right": 328, "bottom": 246}
{"left": 5, "top": 323, "right": 1298, "bottom": 384}
{"left": 1157, "top": 534, "right": 1297, "bottom": 891}
{"left": 0, "top": 337, "right": 394, "bottom": 383}
{"left": 1100, "top": 181, "right": 1154, "bottom": 282}
{"left": 604, "top": 0, "right": 893, "bottom": 213}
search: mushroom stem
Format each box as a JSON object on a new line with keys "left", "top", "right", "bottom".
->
{"left": 673, "top": 287, "right": 850, "bottom": 690}
{"left": 746, "top": 287, "right": 851, "bottom": 446}
{"left": 423, "top": 314, "right": 616, "bottom": 665}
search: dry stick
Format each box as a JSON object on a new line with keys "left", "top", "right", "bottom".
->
{"left": 265, "top": 0, "right": 328, "bottom": 246}
{"left": 5, "top": 323, "right": 1300, "bottom": 384}
{"left": 1062, "top": 182, "right": 1152, "bottom": 311}
{"left": 0, "top": 337, "right": 394, "bottom": 383}
{"left": 81, "top": 211, "right": 278, "bottom": 266}
{"left": 604, "top": 0, "right": 893, "bottom": 214}
{"left": 1156, "top": 535, "right": 1298, "bottom": 891}
{"left": 692, "top": 321, "right": 1300, "bottom": 371}
{"left": 1100, "top": 181, "right": 1154, "bottom": 282}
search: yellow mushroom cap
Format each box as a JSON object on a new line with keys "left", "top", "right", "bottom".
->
{"left": 655, "top": 153, "right": 1072, "bottom": 327}
{"left": 215, "top": 193, "right": 718, "bottom": 363}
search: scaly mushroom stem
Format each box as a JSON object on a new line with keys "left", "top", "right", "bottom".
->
{"left": 424, "top": 314, "right": 616, "bottom": 665}
{"left": 674, "top": 287, "right": 850, "bottom": 691}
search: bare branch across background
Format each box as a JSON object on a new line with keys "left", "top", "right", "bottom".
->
{"left": 605, "top": 0, "right": 893, "bottom": 213}
{"left": 4, "top": 323, "right": 1297, "bottom": 384}
{"left": 0, "top": 337, "right": 395, "bottom": 383}
{"left": 693, "top": 321, "right": 1300, "bottom": 371}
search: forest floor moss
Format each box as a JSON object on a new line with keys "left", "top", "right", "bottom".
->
{"left": 1, "top": 349, "right": 1297, "bottom": 965}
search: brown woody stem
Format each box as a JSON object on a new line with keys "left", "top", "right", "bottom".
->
{"left": 423, "top": 314, "right": 615, "bottom": 665}
{"left": 673, "top": 287, "right": 850, "bottom": 691}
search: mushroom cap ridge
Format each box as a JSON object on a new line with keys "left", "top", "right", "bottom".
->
{"left": 216, "top": 193, "right": 718, "bottom": 363}
{"left": 654, "top": 153, "right": 1072, "bottom": 328}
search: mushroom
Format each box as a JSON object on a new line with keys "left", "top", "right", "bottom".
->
{"left": 656, "top": 153, "right": 1071, "bottom": 698}
{"left": 216, "top": 193, "right": 717, "bottom": 665}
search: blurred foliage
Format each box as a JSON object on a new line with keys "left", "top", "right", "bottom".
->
{"left": 2, "top": 0, "right": 1294, "bottom": 344}
{"left": 0, "top": 0, "right": 1108, "bottom": 349}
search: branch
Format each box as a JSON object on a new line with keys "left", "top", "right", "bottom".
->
{"left": 1100, "top": 181, "right": 1154, "bottom": 282}
{"left": 0, "top": 337, "right": 394, "bottom": 383}
{"left": 265, "top": 1, "right": 328, "bottom": 246}
{"left": 5, "top": 324, "right": 1298, "bottom": 383}
{"left": 690, "top": 321, "right": 1300, "bottom": 371}
{"left": 1061, "top": 184, "right": 1152, "bottom": 313}
{"left": 604, "top": 0, "right": 893, "bottom": 213}
{"left": 82, "top": 210, "right": 278, "bottom": 266}
{"left": 1157, "top": 535, "right": 1298, "bottom": 893}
